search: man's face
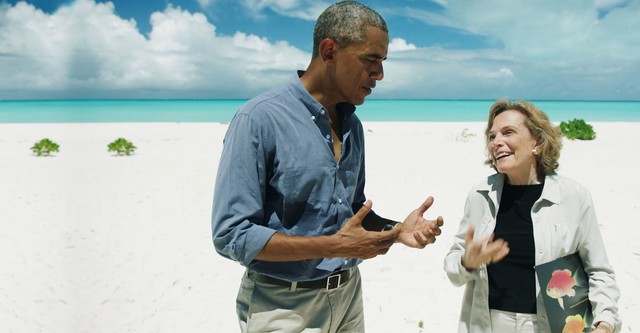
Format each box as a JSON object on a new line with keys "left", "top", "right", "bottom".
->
{"left": 331, "top": 26, "right": 388, "bottom": 106}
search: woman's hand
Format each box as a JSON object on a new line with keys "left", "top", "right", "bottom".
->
{"left": 593, "top": 321, "right": 614, "bottom": 333}
{"left": 461, "top": 226, "right": 510, "bottom": 270}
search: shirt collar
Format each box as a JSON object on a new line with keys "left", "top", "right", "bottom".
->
{"left": 289, "top": 70, "right": 356, "bottom": 120}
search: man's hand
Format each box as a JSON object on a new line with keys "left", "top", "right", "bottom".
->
{"left": 396, "top": 196, "right": 444, "bottom": 248}
{"left": 331, "top": 200, "right": 401, "bottom": 259}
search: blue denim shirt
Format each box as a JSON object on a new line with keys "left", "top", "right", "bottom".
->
{"left": 212, "top": 72, "right": 365, "bottom": 281}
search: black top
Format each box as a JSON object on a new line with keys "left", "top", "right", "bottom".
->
{"left": 488, "top": 181, "right": 544, "bottom": 314}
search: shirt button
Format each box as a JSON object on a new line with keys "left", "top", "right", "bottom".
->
{"left": 320, "top": 109, "right": 326, "bottom": 115}
{"left": 338, "top": 198, "right": 343, "bottom": 204}
{"left": 537, "top": 248, "right": 543, "bottom": 254}
{"left": 325, "top": 134, "right": 330, "bottom": 140}
{"left": 311, "top": 116, "right": 316, "bottom": 121}
{"left": 344, "top": 259, "right": 349, "bottom": 265}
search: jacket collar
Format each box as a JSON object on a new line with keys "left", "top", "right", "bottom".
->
{"left": 539, "top": 173, "right": 561, "bottom": 205}
{"left": 477, "top": 172, "right": 562, "bottom": 208}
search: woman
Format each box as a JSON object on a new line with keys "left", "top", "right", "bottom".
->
{"left": 444, "top": 99, "right": 621, "bottom": 333}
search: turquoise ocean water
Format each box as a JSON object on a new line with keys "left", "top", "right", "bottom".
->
{"left": 1, "top": 99, "right": 639, "bottom": 123}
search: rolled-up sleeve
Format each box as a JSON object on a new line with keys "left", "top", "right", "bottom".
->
{"left": 211, "top": 112, "right": 276, "bottom": 266}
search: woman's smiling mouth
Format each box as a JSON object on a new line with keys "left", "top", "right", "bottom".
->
{"left": 495, "top": 151, "right": 512, "bottom": 160}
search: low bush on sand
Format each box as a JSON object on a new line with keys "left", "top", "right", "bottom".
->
{"left": 560, "top": 119, "right": 596, "bottom": 140}
{"left": 31, "top": 138, "right": 60, "bottom": 156}
{"left": 108, "top": 137, "right": 137, "bottom": 156}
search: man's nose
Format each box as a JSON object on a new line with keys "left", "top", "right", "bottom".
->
{"left": 370, "top": 64, "right": 384, "bottom": 81}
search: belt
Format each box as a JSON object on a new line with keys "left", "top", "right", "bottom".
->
{"left": 250, "top": 269, "right": 352, "bottom": 291}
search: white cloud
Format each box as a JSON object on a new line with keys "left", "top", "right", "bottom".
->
{"left": 239, "top": 0, "right": 329, "bottom": 21}
{"left": 1, "top": 0, "right": 638, "bottom": 100}
{"left": 443, "top": 0, "right": 639, "bottom": 63}
{"left": 377, "top": 47, "right": 519, "bottom": 99}
{"left": 594, "top": 0, "right": 630, "bottom": 9}
{"left": 388, "top": 38, "right": 417, "bottom": 52}
{"left": 396, "top": 7, "right": 467, "bottom": 33}
{"left": 497, "top": 68, "right": 514, "bottom": 77}
{"left": 375, "top": 0, "right": 640, "bottom": 100}
{"left": 0, "top": 0, "right": 309, "bottom": 99}
{"left": 196, "top": 0, "right": 215, "bottom": 7}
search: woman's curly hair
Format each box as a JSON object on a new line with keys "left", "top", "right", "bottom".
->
{"left": 484, "top": 99, "right": 563, "bottom": 178}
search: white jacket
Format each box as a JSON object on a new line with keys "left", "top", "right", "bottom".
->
{"left": 444, "top": 173, "right": 621, "bottom": 333}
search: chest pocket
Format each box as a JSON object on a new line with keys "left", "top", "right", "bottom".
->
{"left": 276, "top": 165, "right": 332, "bottom": 227}
{"left": 534, "top": 205, "right": 579, "bottom": 259}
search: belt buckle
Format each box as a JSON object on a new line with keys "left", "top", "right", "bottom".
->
{"left": 326, "top": 273, "right": 342, "bottom": 290}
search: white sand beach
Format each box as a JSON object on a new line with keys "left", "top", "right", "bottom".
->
{"left": 0, "top": 121, "right": 637, "bottom": 332}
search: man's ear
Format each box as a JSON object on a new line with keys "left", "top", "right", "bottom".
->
{"left": 319, "top": 38, "right": 336, "bottom": 62}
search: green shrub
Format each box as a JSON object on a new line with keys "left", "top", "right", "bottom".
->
{"left": 31, "top": 138, "right": 60, "bottom": 156}
{"left": 108, "top": 137, "right": 137, "bottom": 155}
{"left": 559, "top": 119, "right": 596, "bottom": 140}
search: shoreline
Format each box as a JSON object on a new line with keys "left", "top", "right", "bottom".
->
{"left": 1, "top": 122, "right": 637, "bottom": 332}
{"left": 2, "top": 99, "right": 640, "bottom": 123}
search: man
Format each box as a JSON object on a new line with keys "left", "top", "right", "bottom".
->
{"left": 212, "top": 2, "right": 444, "bottom": 332}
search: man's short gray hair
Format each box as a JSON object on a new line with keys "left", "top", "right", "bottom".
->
{"left": 312, "top": 1, "right": 387, "bottom": 57}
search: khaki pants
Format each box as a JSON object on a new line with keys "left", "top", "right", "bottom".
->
{"left": 490, "top": 309, "right": 537, "bottom": 333}
{"left": 236, "top": 268, "right": 365, "bottom": 333}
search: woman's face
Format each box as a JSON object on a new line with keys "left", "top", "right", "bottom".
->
{"left": 488, "top": 110, "right": 540, "bottom": 185}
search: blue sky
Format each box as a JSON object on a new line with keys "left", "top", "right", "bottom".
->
{"left": 1, "top": 0, "right": 639, "bottom": 100}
